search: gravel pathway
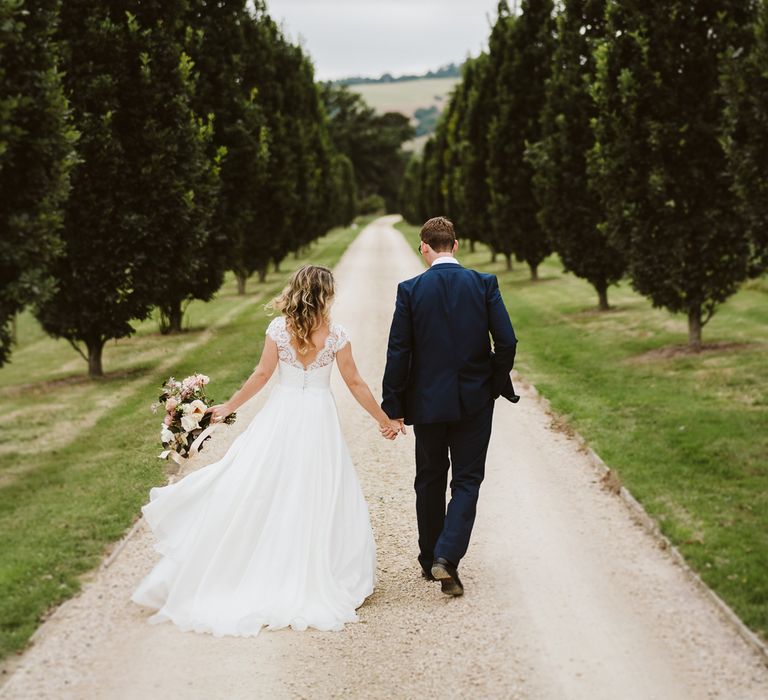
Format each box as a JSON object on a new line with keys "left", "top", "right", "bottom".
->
{"left": 2, "top": 216, "right": 767, "bottom": 699}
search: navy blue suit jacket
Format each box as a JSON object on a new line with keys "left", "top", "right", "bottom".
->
{"left": 381, "top": 261, "right": 518, "bottom": 425}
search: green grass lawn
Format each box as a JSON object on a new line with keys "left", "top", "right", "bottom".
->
{"left": 397, "top": 221, "right": 768, "bottom": 641}
{"left": 0, "top": 220, "right": 364, "bottom": 661}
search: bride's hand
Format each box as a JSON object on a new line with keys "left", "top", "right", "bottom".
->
{"left": 206, "top": 403, "right": 232, "bottom": 423}
{"left": 379, "top": 418, "right": 405, "bottom": 440}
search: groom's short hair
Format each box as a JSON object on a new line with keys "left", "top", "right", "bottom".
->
{"left": 420, "top": 216, "right": 456, "bottom": 252}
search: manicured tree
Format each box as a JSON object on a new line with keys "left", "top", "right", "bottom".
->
{"left": 419, "top": 135, "right": 446, "bottom": 219}
{"left": 590, "top": 1, "right": 756, "bottom": 350}
{"left": 484, "top": 2, "right": 521, "bottom": 268}
{"left": 527, "top": 0, "right": 625, "bottom": 309}
{"left": 723, "top": 0, "right": 768, "bottom": 275}
{"left": 330, "top": 153, "right": 358, "bottom": 228}
{"left": 441, "top": 64, "right": 475, "bottom": 245}
{"left": 398, "top": 154, "right": 423, "bottom": 225}
{"left": 459, "top": 53, "right": 497, "bottom": 254}
{"left": 437, "top": 82, "right": 464, "bottom": 228}
{"left": 296, "top": 58, "right": 339, "bottom": 247}
{"left": 216, "top": 5, "right": 277, "bottom": 292}
{"left": 216, "top": 82, "right": 271, "bottom": 290}
{"left": 37, "top": 1, "right": 217, "bottom": 375}
{"left": 126, "top": 4, "right": 221, "bottom": 333}
{"left": 236, "top": 8, "right": 297, "bottom": 276}
{"left": 487, "top": 0, "right": 555, "bottom": 277}
{"left": 184, "top": 0, "right": 251, "bottom": 296}
{"left": 0, "top": 0, "right": 76, "bottom": 366}
{"left": 277, "top": 47, "right": 337, "bottom": 258}
{"left": 242, "top": 7, "right": 338, "bottom": 272}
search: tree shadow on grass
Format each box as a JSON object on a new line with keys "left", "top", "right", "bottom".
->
{"left": 627, "top": 341, "right": 766, "bottom": 364}
{"left": 569, "top": 305, "right": 626, "bottom": 317}
{"left": 505, "top": 274, "right": 561, "bottom": 288}
{"left": 2, "top": 365, "right": 152, "bottom": 398}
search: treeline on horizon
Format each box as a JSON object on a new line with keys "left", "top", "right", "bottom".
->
{"left": 400, "top": 0, "right": 768, "bottom": 349}
{"left": 1, "top": 0, "right": 413, "bottom": 377}
{"left": 335, "top": 62, "right": 462, "bottom": 87}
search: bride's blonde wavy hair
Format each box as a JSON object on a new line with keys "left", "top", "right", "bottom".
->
{"left": 266, "top": 265, "right": 336, "bottom": 355}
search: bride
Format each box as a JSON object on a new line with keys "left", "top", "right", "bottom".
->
{"left": 131, "top": 264, "right": 403, "bottom": 636}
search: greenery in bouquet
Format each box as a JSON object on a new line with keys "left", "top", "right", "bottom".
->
{"left": 151, "top": 373, "right": 236, "bottom": 462}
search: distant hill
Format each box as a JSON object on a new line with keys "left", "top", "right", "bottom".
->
{"left": 336, "top": 62, "right": 461, "bottom": 87}
{"left": 350, "top": 77, "right": 460, "bottom": 153}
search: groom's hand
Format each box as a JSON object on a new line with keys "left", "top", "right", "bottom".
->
{"left": 379, "top": 418, "right": 405, "bottom": 440}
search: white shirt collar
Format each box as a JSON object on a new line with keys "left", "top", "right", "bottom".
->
{"left": 430, "top": 256, "right": 460, "bottom": 267}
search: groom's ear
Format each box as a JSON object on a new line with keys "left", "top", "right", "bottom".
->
{"left": 453, "top": 239, "right": 459, "bottom": 254}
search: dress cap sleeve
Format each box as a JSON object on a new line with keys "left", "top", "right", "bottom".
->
{"left": 333, "top": 323, "right": 349, "bottom": 352}
{"left": 266, "top": 316, "right": 285, "bottom": 342}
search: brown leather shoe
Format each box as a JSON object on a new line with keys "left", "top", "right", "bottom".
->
{"left": 430, "top": 557, "right": 464, "bottom": 596}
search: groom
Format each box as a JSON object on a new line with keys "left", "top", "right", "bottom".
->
{"left": 381, "top": 216, "right": 518, "bottom": 596}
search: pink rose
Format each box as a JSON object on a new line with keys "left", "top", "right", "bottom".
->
{"left": 163, "top": 414, "right": 172, "bottom": 426}
{"left": 166, "top": 397, "right": 179, "bottom": 412}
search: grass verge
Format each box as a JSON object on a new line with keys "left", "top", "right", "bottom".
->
{"left": 0, "top": 220, "right": 364, "bottom": 661}
{"left": 397, "top": 220, "right": 768, "bottom": 641}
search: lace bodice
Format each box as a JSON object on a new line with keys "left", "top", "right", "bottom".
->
{"left": 266, "top": 316, "right": 349, "bottom": 372}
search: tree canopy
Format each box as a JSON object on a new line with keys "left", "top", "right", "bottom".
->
{"left": 0, "top": 0, "right": 76, "bottom": 367}
{"left": 321, "top": 83, "right": 413, "bottom": 213}
{"left": 2, "top": 0, "right": 362, "bottom": 376}
{"left": 407, "top": 0, "right": 765, "bottom": 347}
{"left": 527, "top": 0, "right": 625, "bottom": 308}
{"left": 590, "top": 0, "right": 757, "bottom": 348}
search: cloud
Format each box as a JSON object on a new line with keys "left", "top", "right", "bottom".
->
{"left": 265, "top": 0, "right": 498, "bottom": 80}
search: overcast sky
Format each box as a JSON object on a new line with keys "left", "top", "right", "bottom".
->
{"left": 265, "top": 0, "right": 501, "bottom": 80}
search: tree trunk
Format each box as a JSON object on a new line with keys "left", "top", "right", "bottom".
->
{"left": 273, "top": 258, "right": 282, "bottom": 274}
{"left": 505, "top": 253, "right": 513, "bottom": 272}
{"left": 258, "top": 266, "right": 268, "bottom": 284}
{"left": 469, "top": 239, "right": 476, "bottom": 253}
{"left": 688, "top": 305, "right": 703, "bottom": 351}
{"left": 236, "top": 272, "right": 247, "bottom": 295}
{"left": 11, "top": 312, "right": 18, "bottom": 345}
{"left": 490, "top": 249, "right": 497, "bottom": 263}
{"left": 596, "top": 281, "right": 609, "bottom": 311}
{"left": 167, "top": 300, "right": 183, "bottom": 333}
{"left": 529, "top": 262, "right": 538, "bottom": 280}
{"left": 86, "top": 337, "right": 104, "bottom": 378}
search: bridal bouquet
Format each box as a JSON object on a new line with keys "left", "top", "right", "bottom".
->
{"left": 151, "top": 373, "right": 236, "bottom": 464}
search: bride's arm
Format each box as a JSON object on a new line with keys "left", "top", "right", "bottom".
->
{"left": 207, "top": 337, "right": 279, "bottom": 420}
{"left": 336, "top": 342, "right": 405, "bottom": 439}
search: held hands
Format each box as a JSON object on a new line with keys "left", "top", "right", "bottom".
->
{"left": 379, "top": 418, "right": 406, "bottom": 441}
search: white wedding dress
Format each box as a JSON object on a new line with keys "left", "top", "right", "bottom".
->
{"left": 131, "top": 316, "right": 377, "bottom": 636}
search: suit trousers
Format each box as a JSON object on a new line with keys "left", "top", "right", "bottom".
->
{"left": 412, "top": 399, "right": 494, "bottom": 570}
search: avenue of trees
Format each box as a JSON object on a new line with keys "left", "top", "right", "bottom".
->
{"left": 0, "top": 0, "right": 410, "bottom": 375}
{"left": 402, "top": 0, "right": 768, "bottom": 348}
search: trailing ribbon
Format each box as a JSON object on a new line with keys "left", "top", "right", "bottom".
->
{"left": 188, "top": 422, "right": 218, "bottom": 457}
{"left": 158, "top": 448, "right": 184, "bottom": 465}
{"left": 158, "top": 421, "right": 219, "bottom": 464}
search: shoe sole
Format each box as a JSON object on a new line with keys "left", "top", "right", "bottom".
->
{"left": 431, "top": 563, "right": 464, "bottom": 596}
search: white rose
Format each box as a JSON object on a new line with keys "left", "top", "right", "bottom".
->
{"left": 160, "top": 425, "right": 175, "bottom": 444}
{"left": 181, "top": 414, "right": 200, "bottom": 432}
{"left": 189, "top": 399, "right": 207, "bottom": 416}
